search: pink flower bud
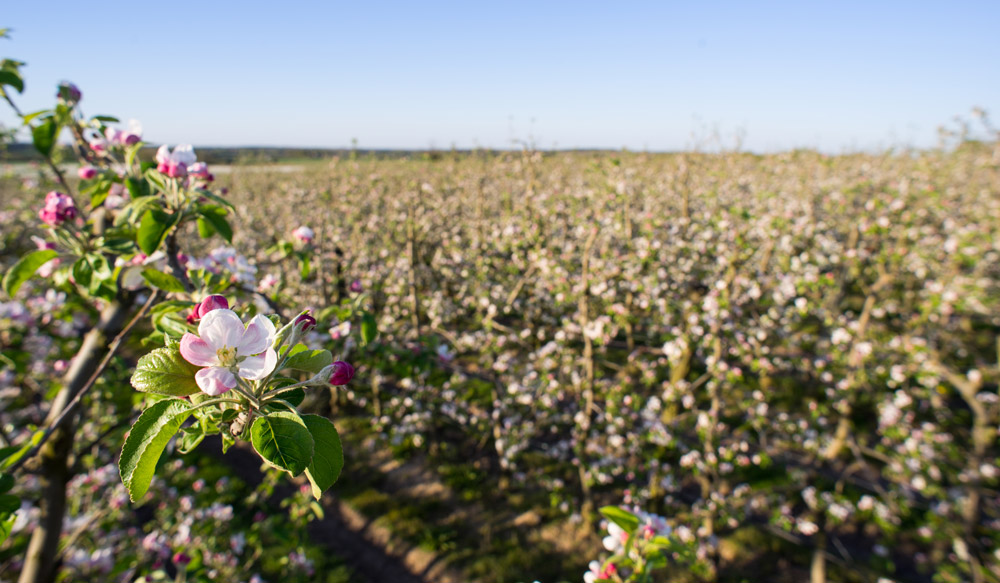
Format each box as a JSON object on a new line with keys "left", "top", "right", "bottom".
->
{"left": 172, "top": 552, "right": 191, "bottom": 566}
{"left": 157, "top": 161, "right": 170, "bottom": 173}
{"left": 329, "top": 361, "right": 355, "bottom": 386}
{"left": 197, "top": 295, "right": 229, "bottom": 318}
{"left": 56, "top": 82, "right": 81, "bottom": 104}
{"left": 77, "top": 166, "right": 98, "bottom": 180}
{"left": 295, "top": 312, "right": 317, "bottom": 333}
{"left": 349, "top": 279, "right": 363, "bottom": 293}
{"left": 167, "top": 161, "right": 187, "bottom": 178}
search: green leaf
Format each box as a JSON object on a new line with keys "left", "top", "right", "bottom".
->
{"left": 192, "top": 188, "right": 235, "bottom": 210}
{"left": 102, "top": 238, "right": 135, "bottom": 254}
{"left": 21, "top": 110, "right": 48, "bottom": 124}
{"left": 152, "top": 313, "right": 191, "bottom": 338}
{"left": 0, "top": 513, "right": 14, "bottom": 546}
{"left": 283, "top": 344, "right": 333, "bottom": 373}
{"left": 141, "top": 268, "right": 185, "bottom": 293}
{"left": 130, "top": 347, "right": 201, "bottom": 396}
{"left": 89, "top": 188, "right": 109, "bottom": 208}
{"left": 93, "top": 115, "right": 119, "bottom": 123}
{"left": 114, "top": 195, "right": 159, "bottom": 227}
{"left": 361, "top": 312, "right": 377, "bottom": 346}
{"left": 280, "top": 387, "right": 305, "bottom": 408}
{"left": 150, "top": 300, "right": 195, "bottom": 316}
{"left": 72, "top": 257, "right": 93, "bottom": 290}
{"left": 137, "top": 209, "right": 175, "bottom": 255}
{"left": 126, "top": 176, "right": 148, "bottom": 200}
{"left": 301, "top": 415, "right": 343, "bottom": 499}
{"left": 0, "top": 431, "right": 43, "bottom": 470}
{"left": 119, "top": 399, "right": 192, "bottom": 501}
{"left": 197, "top": 205, "right": 232, "bottom": 243}
{"left": 3, "top": 249, "right": 58, "bottom": 296}
{"left": 250, "top": 411, "right": 314, "bottom": 476}
{"left": 31, "top": 118, "right": 58, "bottom": 156}
{"left": 88, "top": 254, "right": 112, "bottom": 281}
{"left": 0, "top": 494, "right": 18, "bottom": 514}
{"left": 196, "top": 217, "right": 215, "bottom": 238}
{"left": 0, "top": 69, "right": 23, "bottom": 93}
{"left": 178, "top": 426, "right": 205, "bottom": 454}
{"left": 599, "top": 506, "right": 639, "bottom": 533}
{"left": 0, "top": 474, "right": 12, "bottom": 494}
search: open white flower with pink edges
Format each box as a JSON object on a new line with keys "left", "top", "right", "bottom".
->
{"left": 179, "top": 309, "right": 277, "bottom": 396}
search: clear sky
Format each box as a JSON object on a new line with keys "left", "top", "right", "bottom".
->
{"left": 2, "top": 1, "right": 998, "bottom": 153}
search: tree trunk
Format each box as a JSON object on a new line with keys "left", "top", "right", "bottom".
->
{"left": 18, "top": 300, "right": 130, "bottom": 583}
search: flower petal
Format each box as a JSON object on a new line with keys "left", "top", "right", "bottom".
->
{"left": 195, "top": 367, "right": 236, "bottom": 396}
{"left": 239, "top": 314, "right": 276, "bottom": 356}
{"left": 155, "top": 144, "right": 170, "bottom": 164}
{"left": 237, "top": 348, "right": 277, "bottom": 380}
{"left": 198, "top": 308, "right": 244, "bottom": 351}
{"left": 179, "top": 333, "right": 218, "bottom": 367}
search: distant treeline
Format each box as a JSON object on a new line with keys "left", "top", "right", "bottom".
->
{"left": 0, "top": 143, "right": 617, "bottom": 164}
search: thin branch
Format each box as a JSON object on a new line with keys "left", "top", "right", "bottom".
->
{"left": 2, "top": 92, "right": 75, "bottom": 198}
{"left": 7, "top": 290, "right": 159, "bottom": 474}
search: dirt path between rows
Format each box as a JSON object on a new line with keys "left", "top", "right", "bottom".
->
{"left": 204, "top": 438, "right": 464, "bottom": 583}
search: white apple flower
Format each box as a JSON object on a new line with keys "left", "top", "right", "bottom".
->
{"left": 179, "top": 309, "right": 277, "bottom": 396}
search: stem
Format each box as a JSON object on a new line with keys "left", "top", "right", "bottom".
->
{"left": 2, "top": 93, "right": 75, "bottom": 199}
{"left": 190, "top": 398, "right": 244, "bottom": 411}
{"left": 262, "top": 382, "right": 312, "bottom": 401}
{"left": 229, "top": 379, "right": 260, "bottom": 408}
{"left": 266, "top": 398, "right": 297, "bottom": 412}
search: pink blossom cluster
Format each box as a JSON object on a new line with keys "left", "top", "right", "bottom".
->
{"left": 156, "top": 144, "right": 198, "bottom": 178}
{"left": 38, "top": 191, "right": 77, "bottom": 226}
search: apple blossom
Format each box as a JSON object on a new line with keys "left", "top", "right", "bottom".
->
{"left": 156, "top": 144, "right": 197, "bottom": 178}
{"left": 77, "top": 166, "right": 97, "bottom": 180}
{"left": 38, "top": 191, "right": 78, "bottom": 226}
{"left": 179, "top": 309, "right": 277, "bottom": 396}
{"left": 188, "top": 162, "right": 211, "bottom": 178}
{"left": 583, "top": 560, "right": 616, "bottom": 583}
{"left": 292, "top": 226, "right": 314, "bottom": 243}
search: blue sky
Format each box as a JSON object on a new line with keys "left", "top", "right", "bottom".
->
{"left": 2, "top": 1, "right": 998, "bottom": 152}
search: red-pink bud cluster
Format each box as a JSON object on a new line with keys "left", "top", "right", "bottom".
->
{"left": 329, "top": 361, "right": 355, "bottom": 385}
{"left": 56, "top": 81, "right": 81, "bottom": 105}
{"left": 78, "top": 166, "right": 98, "bottom": 180}
{"left": 38, "top": 191, "right": 78, "bottom": 226}
{"left": 294, "top": 312, "right": 317, "bottom": 333}
{"left": 186, "top": 295, "right": 229, "bottom": 324}
{"left": 156, "top": 144, "right": 198, "bottom": 179}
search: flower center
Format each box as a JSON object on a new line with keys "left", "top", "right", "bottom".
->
{"left": 216, "top": 346, "right": 238, "bottom": 368}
